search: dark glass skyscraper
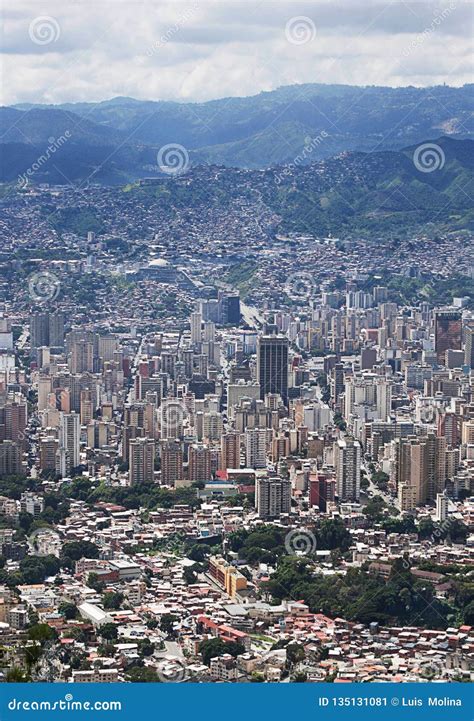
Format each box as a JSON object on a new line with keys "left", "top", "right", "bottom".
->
{"left": 434, "top": 310, "right": 462, "bottom": 362}
{"left": 257, "top": 335, "right": 289, "bottom": 405}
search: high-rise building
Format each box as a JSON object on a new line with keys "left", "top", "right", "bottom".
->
{"left": 436, "top": 492, "right": 449, "bottom": 522}
{"left": 0, "top": 441, "right": 22, "bottom": 476}
{"left": 30, "top": 311, "right": 64, "bottom": 350}
{"left": 188, "top": 443, "right": 211, "bottom": 483}
{"left": 30, "top": 312, "right": 49, "bottom": 350}
{"left": 257, "top": 335, "right": 289, "bottom": 405}
{"left": 160, "top": 439, "right": 183, "bottom": 485}
{"left": 245, "top": 428, "right": 267, "bottom": 469}
{"left": 309, "top": 474, "right": 336, "bottom": 512}
{"left": 335, "top": 437, "right": 361, "bottom": 502}
{"left": 59, "top": 411, "right": 81, "bottom": 471}
{"left": 190, "top": 311, "right": 202, "bottom": 345}
{"left": 220, "top": 432, "right": 240, "bottom": 471}
{"left": 426, "top": 432, "right": 446, "bottom": 500}
{"left": 434, "top": 310, "right": 462, "bottom": 362}
{"left": 48, "top": 311, "right": 65, "bottom": 348}
{"left": 392, "top": 437, "right": 430, "bottom": 511}
{"left": 40, "top": 436, "right": 59, "bottom": 473}
{"left": 330, "top": 362, "right": 344, "bottom": 408}
{"left": 218, "top": 291, "right": 241, "bottom": 325}
{"left": 256, "top": 477, "right": 291, "bottom": 519}
{"left": 464, "top": 326, "right": 474, "bottom": 369}
{"left": 129, "top": 437, "right": 155, "bottom": 485}
{"left": 69, "top": 340, "right": 94, "bottom": 374}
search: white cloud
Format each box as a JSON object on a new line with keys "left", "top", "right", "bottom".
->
{"left": 1, "top": 0, "right": 472, "bottom": 104}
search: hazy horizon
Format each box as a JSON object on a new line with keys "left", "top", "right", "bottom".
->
{"left": 6, "top": 79, "right": 473, "bottom": 109}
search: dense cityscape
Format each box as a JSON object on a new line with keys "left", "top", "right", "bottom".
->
{"left": 0, "top": 171, "right": 472, "bottom": 684}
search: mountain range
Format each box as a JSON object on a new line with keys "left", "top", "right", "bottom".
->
{"left": 1, "top": 83, "right": 473, "bottom": 183}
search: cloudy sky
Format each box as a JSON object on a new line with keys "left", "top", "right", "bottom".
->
{"left": 2, "top": 0, "right": 472, "bottom": 105}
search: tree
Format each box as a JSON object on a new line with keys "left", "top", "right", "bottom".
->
{"left": 463, "top": 600, "right": 474, "bottom": 626}
{"left": 183, "top": 566, "right": 197, "bottom": 585}
{"left": 315, "top": 518, "right": 352, "bottom": 551}
{"left": 363, "top": 496, "right": 387, "bottom": 523}
{"left": 61, "top": 540, "right": 100, "bottom": 562}
{"left": 125, "top": 667, "right": 160, "bottom": 682}
{"left": 87, "top": 572, "right": 105, "bottom": 593}
{"left": 188, "top": 544, "right": 211, "bottom": 562}
{"left": 200, "top": 638, "right": 228, "bottom": 666}
{"left": 102, "top": 591, "right": 124, "bottom": 610}
{"left": 199, "top": 638, "right": 244, "bottom": 666}
{"left": 138, "top": 639, "right": 155, "bottom": 657}
{"left": 59, "top": 602, "right": 79, "bottom": 620}
{"left": 98, "top": 623, "right": 118, "bottom": 641}
{"left": 286, "top": 642, "right": 305, "bottom": 667}
{"left": 25, "top": 643, "right": 43, "bottom": 670}
{"left": 97, "top": 644, "right": 116, "bottom": 657}
{"left": 160, "top": 614, "right": 178, "bottom": 637}
{"left": 20, "top": 555, "right": 60, "bottom": 584}
{"left": 6, "top": 667, "right": 30, "bottom": 682}
{"left": 28, "top": 623, "right": 57, "bottom": 644}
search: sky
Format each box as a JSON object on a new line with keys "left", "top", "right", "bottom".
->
{"left": 2, "top": 0, "right": 473, "bottom": 106}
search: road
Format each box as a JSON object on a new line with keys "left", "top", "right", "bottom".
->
{"left": 240, "top": 302, "right": 264, "bottom": 330}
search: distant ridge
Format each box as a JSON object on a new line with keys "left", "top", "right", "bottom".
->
{"left": 1, "top": 84, "right": 473, "bottom": 179}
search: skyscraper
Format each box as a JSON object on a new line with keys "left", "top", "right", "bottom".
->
{"left": 188, "top": 443, "right": 211, "bottom": 483}
{"left": 335, "top": 437, "right": 361, "bottom": 502}
{"left": 434, "top": 310, "right": 462, "bottom": 362}
{"left": 160, "top": 439, "right": 183, "bottom": 485}
{"left": 220, "top": 432, "right": 240, "bottom": 470}
{"left": 245, "top": 428, "right": 268, "bottom": 469}
{"left": 190, "top": 311, "right": 202, "bottom": 345}
{"left": 59, "top": 411, "right": 81, "bottom": 472}
{"left": 256, "top": 477, "right": 291, "bottom": 519}
{"left": 129, "top": 437, "right": 155, "bottom": 485}
{"left": 257, "top": 335, "right": 289, "bottom": 405}
{"left": 464, "top": 326, "right": 474, "bottom": 369}
{"left": 30, "top": 311, "right": 64, "bottom": 350}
